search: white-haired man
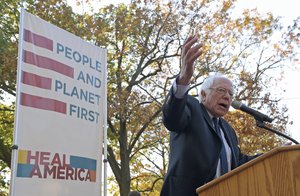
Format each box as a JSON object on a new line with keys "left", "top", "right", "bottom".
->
{"left": 160, "top": 36, "right": 259, "bottom": 196}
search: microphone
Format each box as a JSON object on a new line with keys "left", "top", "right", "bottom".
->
{"left": 231, "top": 100, "right": 273, "bottom": 123}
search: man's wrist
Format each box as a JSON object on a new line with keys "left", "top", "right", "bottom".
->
{"left": 177, "top": 75, "right": 191, "bottom": 85}
{"left": 172, "top": 78, "right": 190, "bottom": 99}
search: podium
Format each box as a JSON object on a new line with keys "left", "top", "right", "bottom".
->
{"left": 196, "top": 145, "right": 300, "bottom": 196}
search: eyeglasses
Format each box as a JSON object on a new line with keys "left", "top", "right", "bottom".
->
{"left": 209, "top": 87, "right": 234, "bottom": 98}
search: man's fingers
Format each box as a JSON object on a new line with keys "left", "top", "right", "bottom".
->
{"left": 182, "top": 36, "right": 199, "bottom": 56}
{"left": 183, "top": 43, "right": 203, "bottom": 66}
{"left": 184, "top": 35, "right": 194, "bottom": 44}
{"left": 190, "top": 49, "right": 203, "bottom": 64}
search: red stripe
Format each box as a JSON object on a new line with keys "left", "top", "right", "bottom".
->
{"left": 21, "top": 93, "right": 67, "bottom": 114}
{"left": 22, "top": 71, "right": 52, "bottom": 90}
{"left": 23, "top": 50, "right": 74, "bottom": 78}
{"left": 24, "top": 29, "right": 53, "bottom": 51}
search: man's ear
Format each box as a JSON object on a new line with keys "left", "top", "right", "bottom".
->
{"left": 201, "top": 90, "right": 206, "bottom": 102}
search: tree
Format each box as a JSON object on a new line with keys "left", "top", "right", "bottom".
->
{"left": 99, "top": 3, "right": 179, "bottom": 194}
{"left": 0, "top": 0, "right": 299, "bottom": 195}
{"left": 94, "top": 1, "right": 297, "bottom": 195}
{"left": 0, "top": 0, "right": 20, "bottom": 100}
{"left": 0, "top": 104, "right": 14, "bottom": 194}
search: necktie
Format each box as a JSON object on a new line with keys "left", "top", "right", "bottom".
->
{"left": 213, "top": 117, "right": 228, "bottom": 175}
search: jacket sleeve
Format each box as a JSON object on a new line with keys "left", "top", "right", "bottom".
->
{"left": 238, "top": 149, "right": 261, "bottom": 166}
{"left": 162, "top": 87, "right": 192, "bottom": 133}
{"left": 221, "top": 119, "right": 262, "bottom": 167}
{"left": 231, "top": 129, "right": 262, "bottom": 166}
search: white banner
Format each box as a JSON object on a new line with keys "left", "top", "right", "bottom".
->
{"left": 10, "top": 9, "right": 106, "bottom": 196}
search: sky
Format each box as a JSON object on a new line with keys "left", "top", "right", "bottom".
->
{"left": 69, "top": 0, "right": 300, "bottom": 142}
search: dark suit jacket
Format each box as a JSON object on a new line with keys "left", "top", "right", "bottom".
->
{"left": 160, "top": 89, "right": 259, "bottom": 196}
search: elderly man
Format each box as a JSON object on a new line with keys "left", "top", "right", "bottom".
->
{"left": 160, "top": 36, "right": 259, "bottom": 196}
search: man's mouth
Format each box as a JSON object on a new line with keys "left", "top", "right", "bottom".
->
{"left": 218, "top": 103, "right": 228, "bottom": 109}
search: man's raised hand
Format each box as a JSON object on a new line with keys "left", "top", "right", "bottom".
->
{"left": 178, "top": 36, "right": 203, "bottom": 85}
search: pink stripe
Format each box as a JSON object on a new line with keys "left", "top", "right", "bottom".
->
{"left": 22, "top": 71, "right": 52, "bottom": 90}
{"left": 23, "top": 50, "right": 74, "bottom": 78}
{"left": 21, "top": 93, "right": 67, "bottom": 114}
{"left": 24, "top": 29, "right": 53, "bottom": 51}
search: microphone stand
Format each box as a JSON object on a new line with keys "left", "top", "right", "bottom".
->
{"left": 256, "top": 120, "right": 299, "bottom": 144}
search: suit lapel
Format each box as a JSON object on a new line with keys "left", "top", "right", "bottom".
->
{"left": 200, "top": 103, "right": 215, "bottom": 132}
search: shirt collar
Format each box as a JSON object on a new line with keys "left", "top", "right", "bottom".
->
{"left": 206, "top": 110, "right": 218, "bottom": 121}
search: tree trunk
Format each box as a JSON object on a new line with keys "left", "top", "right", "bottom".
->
{"left": 119, "top": 121, "right": 130, "bottom": 196}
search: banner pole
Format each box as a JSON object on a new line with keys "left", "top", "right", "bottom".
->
{"left": 9, "top": 7, "right": 25, "bottom": 196}
{"left": 103, "top": 49, "right": 108, "bottom": 196}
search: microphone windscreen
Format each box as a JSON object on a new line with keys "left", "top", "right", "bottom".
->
{"left": 231, "top": 100, "right": 242, "bottom": 109}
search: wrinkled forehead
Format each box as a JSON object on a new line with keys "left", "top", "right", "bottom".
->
{"left": 212, "top": 78, "right": 234, "bottom": 90}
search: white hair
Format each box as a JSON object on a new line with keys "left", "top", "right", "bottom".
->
{"left": 199, "top": 73, "right": 233, "bottom": 103}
